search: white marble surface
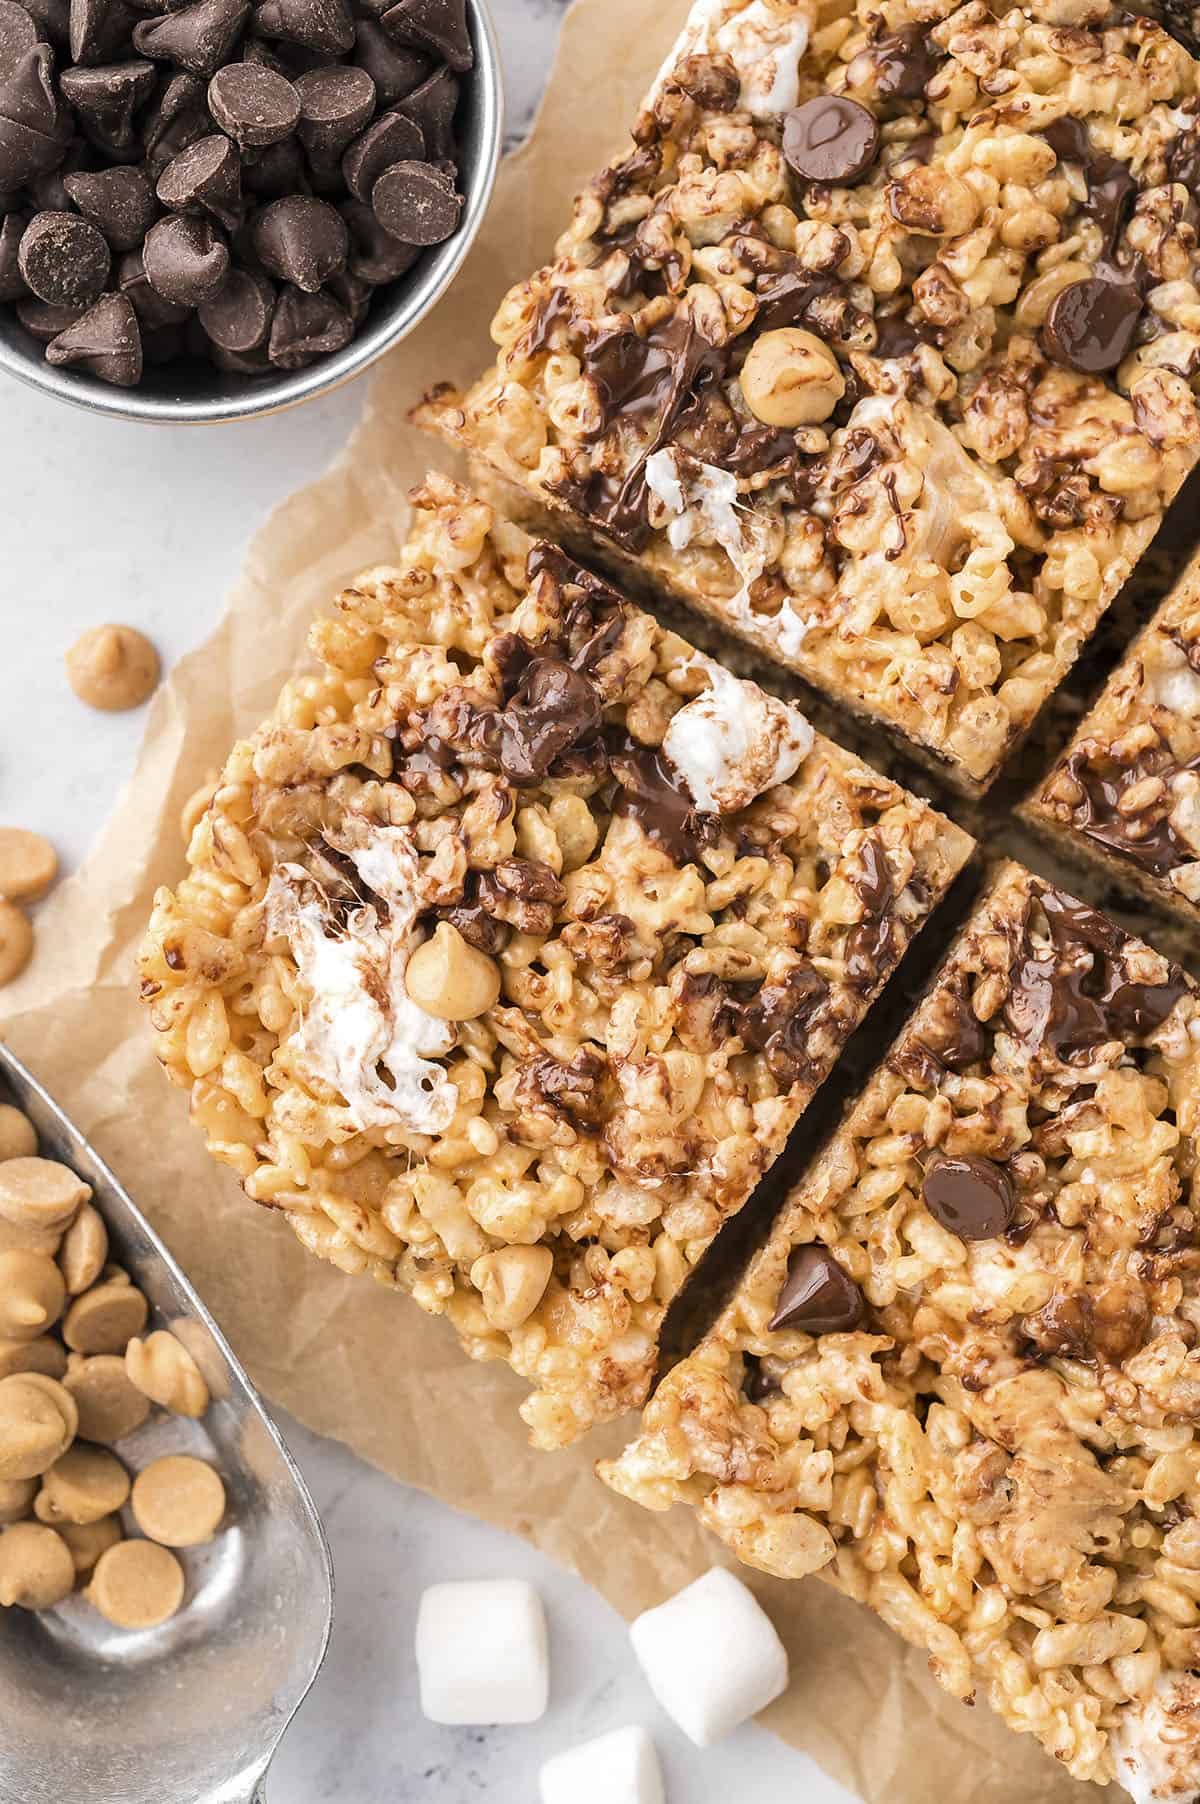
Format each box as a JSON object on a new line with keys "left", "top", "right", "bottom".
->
{"left": 0, "top": 4, "right": 859, "bottom": 1798}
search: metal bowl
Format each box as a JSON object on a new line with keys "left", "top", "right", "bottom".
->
{"left": 0, "top": 0, "right": 502, "bottom": 426}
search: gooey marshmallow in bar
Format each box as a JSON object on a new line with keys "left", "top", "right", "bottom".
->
{"left": 602, "top": 863, "right": 1200, "bottom": 1795}
{"left": 418, "top": 0, "right": 1200, "bottom": 793}
{"left": 139, "top": 473, "right": 969, "bottom": 1448}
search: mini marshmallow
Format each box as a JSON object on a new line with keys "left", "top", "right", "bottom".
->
{"left": 540, "top": 1725, "right": 665, "bottom": 1804}
{"left": 629, "top": 1567, "right": 788, "bottom": 1746}
{"left": 415, "top": 1578, "right": 548, "bottom": 1725}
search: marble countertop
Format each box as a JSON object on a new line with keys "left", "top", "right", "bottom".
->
{"left": 0, "top": 5, "right": 858, "bottom": 1797}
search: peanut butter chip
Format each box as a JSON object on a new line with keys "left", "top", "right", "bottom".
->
{"left": 0, "top": 1522, "right": 74, "bottom": 1608}
{"left": 131, "top": 1455, "right": 225, "bottom": 1547}
{"left": 62, "top": 1279, "right": 148, "bottom": 1355}
{"left": 0, "top": 901, "right": 33, "bottom": 987}
{"left": 35, "top": 1446, "right": 130, "bottom": 1525}
{"left": 65, "top": 625, "right": 160, "bottom": 713}
{"left": 0, "top": 1105, "right": 36, "bottom": 1162}
{"left": 0, "top": 1157, "right": 90, "bottom": 1230}
{"left": 0, "top": 1212, "right": 64, "bottom": 1257}
{"left": 0, "top": 1374, "right": 76, "bottom": 1479}
{"left": 0, "top": 1336, "right": 67, "bottom": 1382}
{"left": 125, "top": 1331, "right": 209, "bottom": 1417}
{"left": 64, "top": 1356, "right": 151, "bottom": 1445}
{"left": 59, "top": 1514, "right": 122, "bottom": 1577}
{"left": 0, "top": 1476, "right": 36, "bottom": 1523}
{"left": 86, "top": 1538, "right": 184, "bottom": 1629}
{"left": 0, "top": 829, "right": 57, "bottom": 903}
{"left": 58, "top": 1204, "right": 109, "bottom": 1295}
{"left": 0, "top": 1249, "right": 66, "bottom": 1341}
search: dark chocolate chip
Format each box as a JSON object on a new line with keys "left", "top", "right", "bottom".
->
{"left": 251, "top": 0, "right": 352, "bottom": 52}
{"left": 341, "top": 105, "right": 421, "bottom": 200}
{"left": 44, "top": 287, "right": 141, "bottom": 382}
{"left": 393, "top": 60, "right": 454, "bottom": 156}
{"left": 294, "top": 63, "right": 374, "bottom": 158}
{"left": 324, "top": 260, "right": 366, "bottom": 317}
{"left": 62, "top": 163, "right": 157, "bottom": 247}
{"left": 251, "top": 189, "right": 344, "bottom": 287}
{"left": 116, "top": 243, "right": 191, "bottom": 321}
{"left": 922, "top": 1153, "right": 1015, "bottom": 1241}
{"left": 370, "top": 156, "right": 457, "bottom": 243}
{"left": 379, "top": 0, "right": 470, "bottom": 71}
{"left": 339, "top": 191, "right": 415, "bottom": 280}
{"left": 59, "top": 60, "right": 157, "bottom": 156}
{"left": 141, "top": 70, "right": 208, "bottom": 167}
{"left": 0, "top": 46, "right": 70, "bottom": 187}
{"left": 0, "top": 206, "right": 26, "bottom": 296}
{"left": 207, "top": 60, "right": 299, "bottom": 147}
{"left": 69, "top": 0, "right": 134, "bottom": 64}
{"left": 767, "top": 1245, "right": 866, "bottom": 1334}
{"left": 352, "top": 18, "right": 428, "bottom": 104}
{"left": 16, "top": 292, "right": 82, "bottom": 334}
{"left": 17, "top": 206, "right": 111, "bottom": 302}
{"left": 140, "top": 319, "right": 188, "bottom": 361}
{"left": 266, "top": 277, "right": 348, "bottom": 363}
{"left": 23, "top": 132, "right": 86, "bottom": 208}
{"left": 209, "top": 335, "right": 269, "bottom": 369}
{"left": 196, "top": 260, "right": 273, "bottom": 346}
{"left": 1041, "top": 276, "right": 1142, "bottom": 374}
{"left": 782, "top": 95, "right": 879, "bottom": 185}
{"left": 157, "top": 131, "right": 242, "bottom": 227}
{"left": 18, "top": 0, "right": 68, "bottom": 49}
{"left": 131, "top": 0, "right": 249, "bottom": 77}
{"left": 240, "top": 129, "right": 306, "bottom": 196}
{"left": 0, "top": 1, "right": 39, "bottom": 69}
{"left": 142, "top": 208, "right": 229, "bottom": 302}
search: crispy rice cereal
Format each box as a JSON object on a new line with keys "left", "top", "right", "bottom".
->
{"left": 417, "top": 0, "right": 1200, "bottom": 794}
{"left": 603, "top": 862, "right": 1200, "bottom": 1793}
{"left": 1029, "top": 546, "right": 1200, "bottom": 925}
{"left": 138, "top": 474, "right": 969, "bottom": 1448}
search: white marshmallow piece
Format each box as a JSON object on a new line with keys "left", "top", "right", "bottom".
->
{"left": 629, "top": 1568, "right": 788, "bottom": 1746}
{"left": 415, "top": 1579, "right": 549, "bottom": 1724}
{"left": 539, "top": 1726, "right": 665, "bottom": 1804}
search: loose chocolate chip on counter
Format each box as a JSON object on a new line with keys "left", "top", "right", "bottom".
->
{"left": 352, "top": 18, "right": 428, "bottom": 105}
{"left": 767, "top": 1245, "right": 866, "bottom": 1334}
{"left": 44, "top": 289, "right": 141, "bottom": 382}
{"left": 266, "top": 278, "right": 349, "bottom": 364}
{"left": 294, "top": 65, "right": 375, "bottom": 160}
{"left": 0, "top": 46, "right": 70, "bottom": 188}
{"left": 922, "top": 1153, "right": 1014, "bottom": 1241}
{"left": 0, "top": 208, "right": 25, "bottom": 296}
{"left": 196, "top": 262, "right": 272, "bottom": 347}
{"left": 63, "top": 166, "right": 156, "bottom": 249}
{"left": 69, "top": 0, "right": 133, "bottom": 66}
{"left": 342, "top": 106, "right": 422, "bottom": 200}
{"left": 156, "top": 133, "right": 242, "bottom": 229}
{"left": 1041, "top": 276, "right": 1142, "bottom": 374}
{"left": 782, "top": 95, "right": 879, "bottom": 185}
{"left": 116, "top": 246, "right": 190, "bottom": 324}
{"left": 18, "top": 208, "right": 111, "bottom": 303}
{"left": 252, "top": 190, "right": 345, "bottom": 288}
{"left": 0, "top": 2, "right": 40, "bottom": 69}
{"left": 252, "top": 0, "right": 353, "bottom": 54}
{"left": 15, "top": 293, "right": 81, "bottom": 335}
{"left": 207, "top": 60, "right": 299, "bottom": 147}
{"left": 340, "top": 193, "right": 417, "bottom": 281}
{"left": 131, "top": 0, "right": 249, "bottom": 78}
{"left": 395, "top": 62, "right": 455, "bottom": 156}
{"left": 143, "top": 210, "right": 229, "bottom": 303}
{"left": 381, "top": 0, "right": 471, "bottom": 71}
{"left": 371, "top": 158, "right": 459, "bottom": 244}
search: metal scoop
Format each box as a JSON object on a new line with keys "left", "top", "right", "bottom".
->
{"left": 0, "top": 1042, "right": 334, "bottom": 1804}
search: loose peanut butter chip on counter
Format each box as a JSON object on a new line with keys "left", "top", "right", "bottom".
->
{"left": 0, "top": 901, "right": 33, "bottom": 987}
{"left": 0, "top": 1476, "right": 36, "bottom": 1523}
{"left": 131, "top": 1455, "right": 225, "bottom": 1547}
{"left": 65, "top": 1355, "right": 152, "bottom": 1445}
{"left": 59, "top": 1514, "right": 123, "bottom": 1577}
{"left": 0, "top": 1522, "right": 74, "bottom": 1608}
{"left": 65, "top": 625, "right": 160, "bottom": 713}
{"left": 0, "top": 829, "right": 57, "bottom": 903}
{"left": 125, "top": 1331, "right": 209, "bottom": 1417}
{"left": 86, "top": 1538, "right": 184, "bottom": 1629}
{"left": 0, "top": 1105, "right": 37, "bottom": 1162}
{"left": 0, "top": 1157, "right": 90, "bottom": 1229}
{"left": 62, "top": 1277, "right": 148, "bottom": 1355}
{"left": 0, "top": 1373, "right": 76, "bottom": 1479}
{"left": 0, "top": 1336, "right": 67, "bottom": 1382}
{"left": 36, "top": 1446, "right": 130, "bottom": 1526}
{"left": 58, "top": 1203, "right": 109, "bottom": 1295}
{"left": 0, "top": 1249, "right": 66, "bottom": 1341}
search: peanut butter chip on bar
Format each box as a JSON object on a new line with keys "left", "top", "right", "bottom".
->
{"left": 58, "top": 1203, "right": 109, "bottom": 1295}
{"left": 65, "top": 624, "right": 160, "bottom": 712}
{"left": 0, "top": 1522, "right": 74, "bottom": 1608}
{"left": 0, "top": 1105, "right": 36, "bottom": 1162}
{"left": 124, "top": 1331, "right": 209, "bottom": 1416}
{"left": 62, "top": 1278, "right": 148, "bottom": 1354}
{"left": 0, "top": 1373, "right": 76, "bottom": 1479}
{"left": 86, "top": 1539, "right": 184, "bottom": 1629}
{"left": 132, "top": 1455, "right": 225, "bottom": 1546}
{"left": 0, "top": 1249, "right": 65, "bottom": 1340}
{"left": 36, "top": 1445, "right": 130, "bottom": 1525}
{"left": 64, "top": 1355, "right": 151, "bottom": 1445}
{"left": 0, "top": 829, "right": 57, "bottom": 902}
{"left": 0, "top": 1157, "right": 90, "bottom": 1229}
{"left": 0, "top": 902, "right": 33, "bottom": 987}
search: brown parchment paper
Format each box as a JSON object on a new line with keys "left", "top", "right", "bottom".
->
{"left": 0, "top": 3, "right": 1116, "bottom": 1796}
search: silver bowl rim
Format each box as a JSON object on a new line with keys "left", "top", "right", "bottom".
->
{"left": 0, "top": 0, "right": 502, "bottom": 426}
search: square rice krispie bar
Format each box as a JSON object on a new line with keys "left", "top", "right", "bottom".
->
{"left": 137, "top": 474, "right": 970, "bottom": 1449}
{"left": 602, "top": 861, "right": 1200, "bottom": 1795}
{"left": 1027, "top": 546, "right": 1200, "bottom": 925}
{"left": 417, "top": 0, "right": 1200, "bottom": 795}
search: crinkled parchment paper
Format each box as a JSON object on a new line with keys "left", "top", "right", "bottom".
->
{"left": 0, "top": 1, "right": 1115, "bottom": 1794}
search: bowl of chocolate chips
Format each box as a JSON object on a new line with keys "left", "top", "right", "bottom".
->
{"left": 0, "top": 0, "right": 500, "bottom": 420}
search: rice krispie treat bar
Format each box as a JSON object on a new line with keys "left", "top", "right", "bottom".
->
{"left": 417, "top": 0, "right": 1200, "bottom": 795}
{"left": 1027, "top": 547, "right": 1200, "bottom": 925}
{"left": 137, "top": 474, "right": 970, "bottom": 1448}
{"left": 602, "top": 862, "right": 1200, "bottom": 1795}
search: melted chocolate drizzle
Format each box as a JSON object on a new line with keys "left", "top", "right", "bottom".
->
{"left": 1060, "top": 744, "right": 1198, "bottom": 877}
